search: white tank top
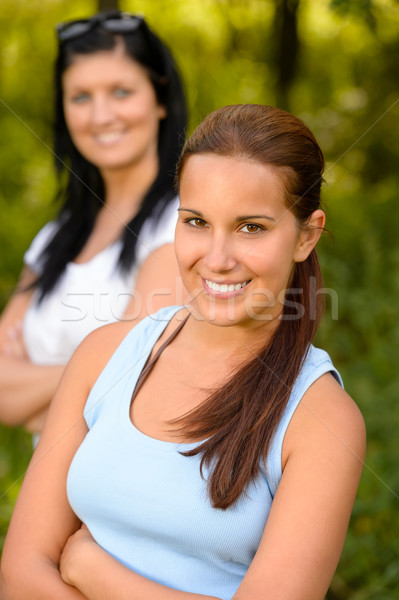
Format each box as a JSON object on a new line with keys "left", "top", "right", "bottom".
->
{"left": 23, "top": 199, "right": 179, "bottom": 365}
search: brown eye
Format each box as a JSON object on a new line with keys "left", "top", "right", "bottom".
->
{"left": 187, "top": 218, "right": 207, "bottom": 228}
{"left": 241, "top": 224, "right": 263, "bottom": 233}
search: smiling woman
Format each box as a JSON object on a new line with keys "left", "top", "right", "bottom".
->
{"left": 175, "top": 155, "right": 324, "bottom": 328}
{"left": 0, "top": 11, "right": 187, "bottom": 436}
{"left": 0, "top": 104, "right": 365, "bottom": 600}
{"left": 62, "top": 43, "right": 167, "bottom": 173}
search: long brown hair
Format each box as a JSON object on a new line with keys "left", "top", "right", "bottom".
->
{"left": 174, "top": 104, "right": 325, "bottom": 509}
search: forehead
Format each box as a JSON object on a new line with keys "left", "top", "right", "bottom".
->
{"left": 180, "top": 154, "right": 287, "bottom": 208}
{"left": 62, "top": 46, "right": 150, "bottom": 87}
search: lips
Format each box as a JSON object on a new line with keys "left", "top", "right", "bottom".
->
{"left": 204, "top": 278, "right": 250, "bottom": 293}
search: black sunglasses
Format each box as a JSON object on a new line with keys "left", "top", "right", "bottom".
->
{"left": 56, "top": 11, "right": 144, "bottom": 42}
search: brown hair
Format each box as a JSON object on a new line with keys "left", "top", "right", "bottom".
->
{"left": 174, "top": 104, "right": 325, "bottom": 509}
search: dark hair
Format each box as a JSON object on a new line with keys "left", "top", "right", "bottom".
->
{"left": 34, "top": 13, "right": 187, "bottom": 300}
{"left": 174, "top": 104, "right": 325, "bottom": 509}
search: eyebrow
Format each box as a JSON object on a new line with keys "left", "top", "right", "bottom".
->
{"left": 235, "top": 214, "right": 276, "bottom": 223}
{"left": 178, "top": 208, "right": 275, "bottom": 222}
{"left": 177, "top": 208, "right": 202, "bottom": 216}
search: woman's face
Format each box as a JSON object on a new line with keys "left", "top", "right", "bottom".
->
{"left": 62, "top": 45, "right": 166, "bottom": 174}
{"left": 175, "top": 154, "right": 322, "bottom": 329}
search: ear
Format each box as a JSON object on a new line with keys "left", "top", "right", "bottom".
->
{"left": 157, "top": 104, "right": 167, "bottom": 120}
{"left": 294, "top": 209, "right": 326, "bottom": 263}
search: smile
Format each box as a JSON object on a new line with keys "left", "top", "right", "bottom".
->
{"left": 94, "top": 131, "right": 125, "bottom": 144}
{"left": 204, "top": 278, "right": 250, "bottom": 294}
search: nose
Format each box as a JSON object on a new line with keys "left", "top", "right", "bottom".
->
{"left": 91, "top": 95, "right": 114, "bottom": 126}
{"left": 203, "top": 233, "right": 238, "bottom": 273}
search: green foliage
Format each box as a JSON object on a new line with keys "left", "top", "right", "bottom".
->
{"left": 316, "top": 182, "right": 399, "bottom": 598}
{"left": 1, "top": 0, "right": 398, "bottom": 596}
{"left": 0, "top": 426, "right": 32, "bottom": 550}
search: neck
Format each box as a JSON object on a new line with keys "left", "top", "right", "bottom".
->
{"left": 183, "top": 308, "right": 280, "bottom": 363}
{"left": 101, "top": 153, "right": 159, "bottom": 212}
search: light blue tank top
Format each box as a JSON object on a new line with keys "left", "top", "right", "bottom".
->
{"left": 67, "top": 305, "right": 343, "bottom": 600}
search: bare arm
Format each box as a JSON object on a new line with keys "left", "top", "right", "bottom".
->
{"left": 0, "top": 357, "right": 64, "bottom": 428}
{"left": 0, "top": 322, "right": 132, "bottom": 599}
{"left": 54, "top": 374, "right": 365, "bottom": 600}
{"left": 0, "top": 341, "right": 90, "bottom": 598}
{"left": 233, "top": 373, "right": 366, "bottom": 600}
{"left": 60, "top": 526, "right": 220, "bottom": 600}
{"left": 0, "top": 268, "right": 65, "bottom": 428}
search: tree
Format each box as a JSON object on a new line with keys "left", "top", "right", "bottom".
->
{"left": 273, "top": 0, "right": 300, "bottom": 110}
{"left": 97, "top": 0, "right": 120, "bottom": 12}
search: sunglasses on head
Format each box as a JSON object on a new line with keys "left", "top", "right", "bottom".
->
{"left": 56, "top": 11, "right": 144, "bottom": 42}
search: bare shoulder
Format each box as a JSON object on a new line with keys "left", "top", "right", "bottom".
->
{"left": 38, "top": 319, "right": 141, "bottom": 446}
{"left": 77, "top": 319, "right": 142, "bottom": 388}
{"left": 72, "top": 307, "right": 187, "bottom": 391}
{"left": 283, "top": 372, "right": 366, "bottom": 468}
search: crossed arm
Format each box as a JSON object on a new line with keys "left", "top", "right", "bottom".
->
{"left": 0, "top": 309, "right": 366, "bottom": 600}
{"left": 0, "top": 268, "right": 64, "bottom": 431}
{"left": 0, "top": 323, "right": 218, "bottom": 600}
{"left": 57, "top": 376, "right": 366, "bottom": 600}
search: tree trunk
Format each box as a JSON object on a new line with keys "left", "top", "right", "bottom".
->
{"left": 97, "top": 0, "right": 120, "bottom": 12}
{"left": 273, "top": 0, "right": 300, "bottom": 111}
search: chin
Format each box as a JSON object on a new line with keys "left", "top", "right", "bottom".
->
{"left": 190, "top": 299, "right": 249, "bottom": 328}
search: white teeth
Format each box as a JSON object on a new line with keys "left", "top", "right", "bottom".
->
{"left": 205, "top": 279, "right": 248, "bottom": 292}
{"left": 95, "top": 132, "right": 123, "bottom": 143}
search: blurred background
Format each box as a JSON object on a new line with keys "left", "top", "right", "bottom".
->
{"left": 0, "top": 0, "right": 398, "bottom": 597}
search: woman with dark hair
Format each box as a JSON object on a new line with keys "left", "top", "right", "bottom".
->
{"left": 0, "top": 11, "right": 187, "bottom": 434}
{"left": 1, "top": 105, "right": 365, "bottom": 600}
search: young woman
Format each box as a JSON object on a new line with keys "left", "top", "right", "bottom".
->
{"left": 0, "top": 104, "right": 366, "bottom": 600}
{"left": 0, "top": 11, "right": 187, "bottom": 434}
